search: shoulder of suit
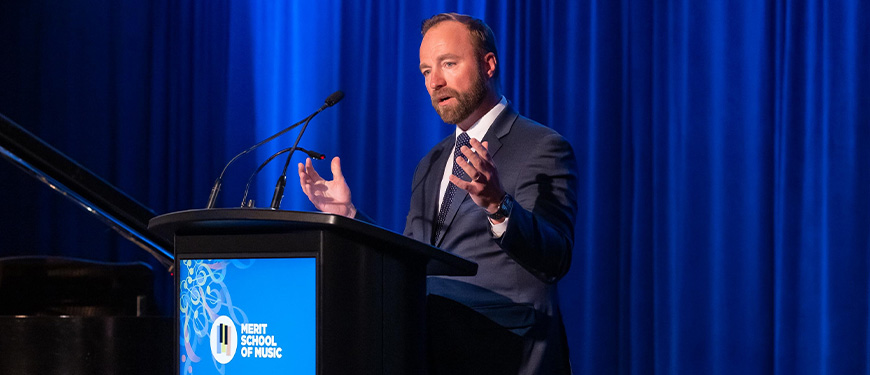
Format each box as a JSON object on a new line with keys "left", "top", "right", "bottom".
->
{"left": 413, "top": 132, "right": 455, "bottom": 168}
{"left": 428, "top": 133, "right": 455, "bottom": 153}
{"left": 506, "top": 114, "right": 567, "bottom": 141}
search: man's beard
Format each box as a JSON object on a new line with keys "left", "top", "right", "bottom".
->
{"left": 430, "top": 70, "right": 488, "bottom": 125}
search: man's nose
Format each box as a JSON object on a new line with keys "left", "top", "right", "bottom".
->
{"left": 428, "top": 70, "right": 446, "bottom": 90}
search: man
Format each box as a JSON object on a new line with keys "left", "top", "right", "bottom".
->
{"left": 298, "top": 13, "right": 577, "bottom": 374}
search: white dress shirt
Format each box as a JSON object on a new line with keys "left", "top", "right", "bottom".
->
{"left": 437, "top": 96, "right": 509, "bottom": 237}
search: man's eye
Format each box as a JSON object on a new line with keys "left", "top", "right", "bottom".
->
{"left": 422, "top": 70, "right": 430, "bottom": 76}
{"left": 445, "top": 62, "right": 455, "bottom": 67}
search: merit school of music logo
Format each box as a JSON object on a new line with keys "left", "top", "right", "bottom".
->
{"left": 210, "top": 315, "right": 238, "bottom": 364}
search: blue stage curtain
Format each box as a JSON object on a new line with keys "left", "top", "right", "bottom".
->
{"left": 0, "top": 0, "right": 867, "bottom": 373}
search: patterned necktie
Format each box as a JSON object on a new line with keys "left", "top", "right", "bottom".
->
{"left": 433, "top": 132, "right": 471, "bottom": 244}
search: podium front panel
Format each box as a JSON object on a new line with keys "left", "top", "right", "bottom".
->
{"left": 171, "top": 225, "right": 427, "bottom": 375}
{"left": 177, "top": 256, "right": 316, "bottom": 374}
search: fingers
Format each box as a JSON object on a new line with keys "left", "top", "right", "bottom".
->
{"left": 330, "top": 157, "right": 344, "bottom": 181}
{"left": 453, "top": 137, "right": 501, "bottom": 189}
{"left": 450, "top": 138, "right": 505, "bottom": 211}
{"left": 469, "top": 138, "right": 491, "bottom": 161}
{"left": 298, "top": 159, "right": 312, "bottom": 179}
{"left": 299, "top": 157, "right": 327, "bottom": 190}
{"left": 455, "top": 152, "right": 482, "bottom": 183}
{"left": 449, "top": 173, "right": 475, "bottom": 192}
{"left": 298, "top": 160, "right": 317, "bottom": 196}
{"left": 300, "top": 157, "right": 343, "bottom": 183}
{"left": 460, "top": 138, "right": 492, "bottom": 174}
{"left": 303, "top": 158, "right": 324, "bottom": 181}
{"left": 298, "top": 162, "right": 309, "bottom": 188}
{"left": 457, "top": 144, "right": 488, "bottom": 182}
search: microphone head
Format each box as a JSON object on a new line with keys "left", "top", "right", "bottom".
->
{"left": 324, "top": 90, "right": 345, "bottom": 107}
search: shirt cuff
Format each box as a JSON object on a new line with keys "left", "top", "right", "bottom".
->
{"left": 489, "top": 217, "right": 509, "bottom": 238}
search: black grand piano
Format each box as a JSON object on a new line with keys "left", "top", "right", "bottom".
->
{"left": 0, "top": 113, "right": 173, "bottom": 373}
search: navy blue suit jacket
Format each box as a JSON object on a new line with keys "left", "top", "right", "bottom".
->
{"left": 403, "top": 104, "right": 578, "bottom": 374}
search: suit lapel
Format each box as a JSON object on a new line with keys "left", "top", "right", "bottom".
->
{"left": 425, "top": 137, "right": 454, "bottom": 245}
{"left": 481, "top": 105, "right": 517, "bottom": 158}
{"left": 433, "top": 105, "right": 519, "bottom": 247}
{"left": 436, "top": 180, "right": 470, "bottom": 247}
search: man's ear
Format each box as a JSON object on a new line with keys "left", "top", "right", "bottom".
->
{"left": 482, "top": 52, "right": 497, "bottom": 78}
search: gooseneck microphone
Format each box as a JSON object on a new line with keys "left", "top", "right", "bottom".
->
{"left": 240, "top": 146, "right": 325, "bottom": 207}
{"left": 269, "top": 91, "right": 344, "bottom": 209}
{"left": 204, "top": 90, "right": 343, "bottom": 208}
{"left": 322, "top": 90, "right": 345, "bottom": 108}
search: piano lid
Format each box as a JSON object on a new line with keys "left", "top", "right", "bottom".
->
{"left": 0, "top": 113, "right": 173, "bottom": 270}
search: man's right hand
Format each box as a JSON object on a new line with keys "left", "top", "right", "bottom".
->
{"left": 298, "top": 156, "right": 357, "bottom": 218}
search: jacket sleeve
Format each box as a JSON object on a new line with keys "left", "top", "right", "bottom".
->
{"left": 497, "top": 132, "right": 578, "bottom": 283}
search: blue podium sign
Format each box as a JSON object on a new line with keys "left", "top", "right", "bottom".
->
{"left": 178, "top": 257, "right": 315, "bottom": 375}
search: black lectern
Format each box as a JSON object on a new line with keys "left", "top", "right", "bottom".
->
{"left": 149, "top": 208, "right": 476, "bottom": 375}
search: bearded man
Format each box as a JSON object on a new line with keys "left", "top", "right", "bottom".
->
{"left": 298, "top": 12, "right": 578, "bottom": 375}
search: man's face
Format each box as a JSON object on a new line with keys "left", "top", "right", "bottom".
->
{"left": 419, "top": 21, "right": 488, "bottom": 125}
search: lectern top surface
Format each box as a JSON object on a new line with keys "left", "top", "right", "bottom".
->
{"left": 150, "top": 208, "right": 477, "bottom": 277}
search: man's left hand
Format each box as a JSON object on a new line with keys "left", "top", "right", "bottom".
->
{"left": 449, "top": 138, "right": 506, "bottom": 221}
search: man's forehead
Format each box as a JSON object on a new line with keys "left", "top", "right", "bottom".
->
{"left": 419, "top": 21, "right": 474, "bottom": 60}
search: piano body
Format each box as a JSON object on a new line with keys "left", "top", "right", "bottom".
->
{"left": 0, "top": 113, "right": 173, "bottom": 373}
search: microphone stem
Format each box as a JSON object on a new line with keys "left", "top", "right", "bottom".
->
{"left": 206, "top": 90, "right": 341, "bottom": 209}
{"left": 270, "top": 109, "right": 321, "bottom": 209}
{"left": 205, "top": 112, "right": 311, "bottom": 208}
{"left": 205, "top": 178, "right": 222, "bottom": 209}
{"left": 241, "top": 147, "right": 323, "bottom": 207}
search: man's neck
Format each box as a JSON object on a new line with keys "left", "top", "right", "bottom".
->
{"left": 456, "top": 93, "right": 501, "bottom": 131}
